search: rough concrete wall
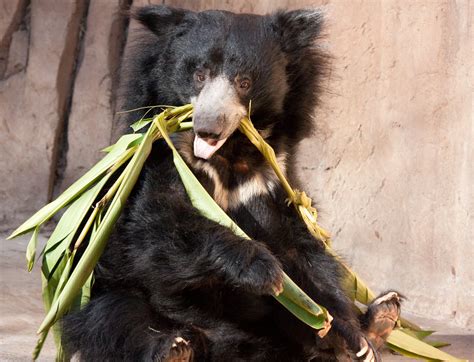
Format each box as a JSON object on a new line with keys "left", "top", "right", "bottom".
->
{"left": 295, "top": 0, "right": 473, "bottom": 330}
{"left": 0, "top": 0, "right": 89, "bottom": 228}
{"left": 57, "top": 0, "right": 129, "bottom": 192}
{"left": 0, "top": 0, "right": 471, "bottom": 329}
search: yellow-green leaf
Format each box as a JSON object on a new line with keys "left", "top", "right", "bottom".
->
{"left": 8, "top": 134, "right": 139, "bottom": 239}
{"left": 37, "top": 115, "right": 156, "bottom": 334}
{"left": 26, "top": 226, "right": 40, "bottom": 272}
{"left": 387, "top": 329, "right": 466, "bottom": 362}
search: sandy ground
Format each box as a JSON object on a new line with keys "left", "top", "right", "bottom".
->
{"left": 1, "top": 233, "right": 473, "bottom": 361}
{"left": 1, "top": 234, "right": 55, "bottom": 361}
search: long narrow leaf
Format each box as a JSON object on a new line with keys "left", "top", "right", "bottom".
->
{"left": 36, "top": 251, "right": 77, "bottom": 358}
{"left": 37, "top": 117, "right": 156, "bottom": 334}
{"left": 131, "top": 118, "right": 153, "bottom": 132}
{"left": 40, "top": 252, "right": 68, "bottom": 359}
{"left": 32, "top": 330, "right": 49, "bottom": 360}
{"left": 387, "top": 329, "right": 466, "bottom": 362}
{"left": 8, "top": 134, "right": 140, "bottom": 239}
{"left": 26, "top": 227, "right": 40, "bottom": 271}
{"left": 41, "top": 175, "right": 112, "bottom": 281}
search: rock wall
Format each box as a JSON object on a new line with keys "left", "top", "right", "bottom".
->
{"left": 1, "top": 0, "right": 89, "bottom": 227}
{"left": 0, "top": 0, "right": 471, "bottom": 329}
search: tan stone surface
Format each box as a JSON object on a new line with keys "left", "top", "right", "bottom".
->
{"left": 296, "top": 0, "right": 473, "bottom": 329}
{"left": 164, "top": 0, "right": 284, "bottom": 13}
{"left": 0, "top": 0, "right": 27, "bottom": 77}
{"left": 133, "top": 0, "right": 156, "bottom": 6}
{"left": 0, "top": 0, "right": 87, "bottom": 229}
{"left": 4, "top": 29, "right": 28, "bottom": 78}
{"left": 59, "top": 0, "right": 120, "bottom": 191}
{"left": 0, "top": 0, "right": 25, "bottom": 41}
{"left": 0, "top": 234, "right": 56, "bottom": 361}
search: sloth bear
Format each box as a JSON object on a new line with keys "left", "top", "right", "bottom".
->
{"left": 63, "top": 5, "right": 401, "bottom": 361}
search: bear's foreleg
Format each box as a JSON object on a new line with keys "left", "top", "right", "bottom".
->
{"left": 269, "top": 221, "right": 380, "bottom": 361}
{"left": 122, "top": 192, "right": 286, "bottom": 298}
{"left": 279, "top": 228, "right": 401, "bottom": 359}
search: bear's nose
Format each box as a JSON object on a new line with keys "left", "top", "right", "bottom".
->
{"left": 196, "top": 130, "right": 222, "bottom": 140}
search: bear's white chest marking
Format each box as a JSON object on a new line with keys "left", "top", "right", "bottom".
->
{"left": 193, "top": 153, "right": 287, "bottom": 211}
{"left": 174, "top": 131, "right": 287, "bottom": 210}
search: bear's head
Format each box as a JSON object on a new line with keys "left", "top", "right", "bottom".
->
{"left": 124, "top": 5, "right": 327, "bottom": 159}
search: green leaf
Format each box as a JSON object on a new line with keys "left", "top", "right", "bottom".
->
{"left": 399, "top": 317, "right": 424, "bottom": 332}
{"left": 32, "top": 330, "right": 49, "bottom": 361}
{"left": 37, "top": 116, "right": 156, "bottom": 334}
{"left": 178, "top": 121, "right": 193, "bottom": 132}
{"left": 80, "top": 272, "right": 93, "bottom": 307}
{"left": 402, "top": 328, "right": 436, "bottom": 340}
{"left": 427, "top": 340, "right": 451, "bottom": 348}
{"left": 387, "top": 329, "right": 466, "bottom": 362}
{"left": 42, "top": 254, "right": 67, "bottom": 311}
{"left": 390, "top": 328, "right": 450, "bottom": 351}
{"left": 52, "top": 251, "right": 76, "bottom": 301}
{"left": 8, "top": 134, "right": 139, "bottom": 239}
{"left": 130, "top": 118, "right": 153, "bottom": 132}
{"left": 41, "top": 175, "right": 112, "bottom": 281}
{"left": 278, "top": 276, "right": 328, "bottom": 329}
{"left": 102, "top": 134, "right": 143, "bottom": 153}
{"left": 70, "top": 271, "right": 93, "bottom": 312}
{"left": 26, "top": 226, "right": 40, "bottom": 271}
{"left": 386, "top": 343, "right": 435, "bottom": 360}
{"left": 38, "top": 252, "right": 68, "bottom": 360}
{"left": 36, "top": 250, "right": 89, "bottom": 360}
{"left": 277, "top": 293, "right": 327, "bottom": 329}
{"left": 155, "top": 115, "right": 331, "bottom": 331}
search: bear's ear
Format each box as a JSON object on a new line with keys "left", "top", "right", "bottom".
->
{"left": 131, "top": 5, "right": 195, "bottom": 36}
{"left": 271, "top": 9, "right": 324, "bottom": 53}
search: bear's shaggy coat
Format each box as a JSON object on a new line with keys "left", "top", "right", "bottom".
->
{"left": 63, "top": 6, "right": 399, "bottom": 361}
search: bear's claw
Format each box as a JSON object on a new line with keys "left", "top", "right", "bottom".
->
{"left": 356, "top": 336, "right": 380, "bottom": 362}
{"left": 363, "top": 291, "right": 402, "bottom": 350}
{"left": 164, "top": 337, "right": 193, "bottom": 362}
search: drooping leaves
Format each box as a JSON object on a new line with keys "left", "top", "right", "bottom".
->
{"left": 8, "top": 134, "right": 140, "bottom": 239}
{"left": 37, "top": 112, "right": 156, "bottom": 334}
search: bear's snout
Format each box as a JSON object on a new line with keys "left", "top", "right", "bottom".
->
{"left": 194, "top": 116, "right": 224, "bottom": 141}
{"left": 192, "top": 75, "right": 247, "bottom": 142}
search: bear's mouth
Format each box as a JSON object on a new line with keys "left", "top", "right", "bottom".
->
{"left": 190, "top": 75, "right": 247, "bottom": 160}
{"left": 193, "top": 135, "right": 228, "bottom": 160}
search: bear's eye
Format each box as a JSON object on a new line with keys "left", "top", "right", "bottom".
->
{"left": 239, "top": 79, "right": 251, "bottom": 90}
{"left": 194, "top": 71, "right": 206, "bottom": 83}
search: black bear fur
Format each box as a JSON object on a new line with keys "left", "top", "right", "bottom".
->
{"left": 62, "top": 5, "right": 391, "bottom": 361}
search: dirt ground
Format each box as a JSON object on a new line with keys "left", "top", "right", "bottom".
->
{"left": 1, "top": 233, "right": 472, "bottom": 361}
